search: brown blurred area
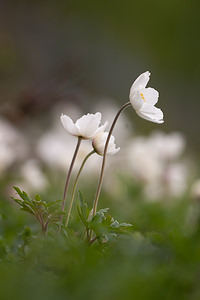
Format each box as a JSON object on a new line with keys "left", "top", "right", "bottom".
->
{"left": 0, "top": 1, "right": 88, "bottom": 126}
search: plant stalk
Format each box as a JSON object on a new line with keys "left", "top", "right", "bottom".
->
{"left": 60, "top": 136, "right": 82, "bottom": 224}
{"left": 65, "top": 150, "right": 95, "bottom": 227}
{"left": 92, "top": 102, "right": 131, "bottom": 217}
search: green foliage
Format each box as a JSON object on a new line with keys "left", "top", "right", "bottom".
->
{"left": 1, "top": 184, "right": 200, "bottom": 300}
{"left": 77, "top": 192, "right": 133, "bottom": 244}
{"left": 12, "top": 186, "right": 64, "bottom": 233}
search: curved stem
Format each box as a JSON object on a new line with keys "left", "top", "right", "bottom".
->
{"left": 65, "top": 150, "right": 95, "bottom": 227}
{"left": 92, "top": 102, "right": 131, "bottom": 217}
{"left": 60, "top": 136, "right": 82, "bottom": 224}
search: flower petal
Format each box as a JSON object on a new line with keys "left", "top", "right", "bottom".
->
{"left": 136, "top": 103, "right": 164, "bottom": 124}
{"left": 93, "top": 121, "right": 108, "bottom": 137}
{"left": 92, "top": 131, "right": 120, "bottom": 155}
{"left": 60, "top": 114, "right": 80, "bottom": 136}
{"left": 130, "top": 71, "right": 150, "bottom": 98}
{"left": 139, "top": 87, "right": 159, "bottom": 106}
{"left": 76, "top": 112, "right": 102, "bottom": 139}
{"left": 129, "top": 90, "right": 144, "bottom": 111}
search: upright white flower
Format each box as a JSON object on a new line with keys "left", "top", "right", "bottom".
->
{"left": 92, "top": 131, "right": 120, "bottom": 156}
{"left": 129, "top": 71, "right": 164, "bottom": 124}
{"left": 60, "top": 112, "right": 107, "bottom": 139}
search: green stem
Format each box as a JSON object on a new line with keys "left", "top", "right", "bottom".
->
{"left": 60, "top": 136, "right": 82, "bottom": 224}
{"left": 92, "top": 102, "right": 131, "bottom": 217}
{"left": 65, "top": 150, "right": 95, "bottom": 227}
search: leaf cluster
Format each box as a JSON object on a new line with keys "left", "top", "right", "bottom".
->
{"left": 77, "top": 192, "right": 133, "bottom": 244}
{"left": 11, "top": 186, "right": 64, "bottom": 233}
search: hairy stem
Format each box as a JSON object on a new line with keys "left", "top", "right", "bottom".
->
{"left": 92, "top": 102, "right": 131, "bottom": 217}
{"left": 65, "top": 150, "right": 95, "bottom": 227}
{"left": 60, "top": 136, "right": 82, "bottom": 224}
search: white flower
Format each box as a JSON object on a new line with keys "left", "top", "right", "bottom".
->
{"left": 60, "top": 112, "right": 107, "bottom": 139}
{"left": 148, "top": 131, "right": 185, "bottom": 160}
{"left": 20, "top": 159, "right": 48, "bottom": 191}
{"left": 191, "top": 179, "right": 200, "bottom": 200}
{"left": 126, "top": 137, "right": 162, "bottom": 183}
{"left": 92, "top": 131, "right": 120, "bottom": 156}
{"left": 129, "top": 71, "right": 164, "bottom": 124}
{"left": 163, "top": 163, "right": 187, "bottom": 197}
{"left": 0, "top": 142, "right": 15, "bottom": 175}
{"left": 0, "top": 118, "right": 28, "bottom": 175}
{"left": 36, "top": 127, "right": 102, "bottom": 174}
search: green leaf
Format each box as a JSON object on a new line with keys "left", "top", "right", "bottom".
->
{"left": 35, "top": 194, "right": 42, "bottom": 202}
{"left": 46, "top": 200, "right": 63, "bottom": 207}
{"left": 77, "top": 191, "right": 89, "bottom": 228}
{"left": 13, "top": 186, "right": 31, "bottom": 202}
{"left": 118, "top": 222, "right": 132, "bottom": 228}
{"left": 110, "top": 220, "right": 120, "bottom": 228}
{"left": 78, "top": 191, "right": 88, "bottom": 220}
{"left": 20, "top": 204, "right": 35, "bottom": 215}
{"left": 91, "top": 208, "right": 109, "bottom": 226}
{"left": 77, "top": 205, "right": 88, "bottom": 227}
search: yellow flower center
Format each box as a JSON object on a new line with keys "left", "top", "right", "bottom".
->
{"left": 140, "top": 93, "right": 146, "bottom": 102}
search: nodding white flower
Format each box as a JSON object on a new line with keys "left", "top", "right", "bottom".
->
{"left": 60, "top": 112, "right": 107, "bottom": 139}
{"left": 92, "top": 131, "right": 120, "bottom": 156}
{"left": 129, "top": 71, "right": 164, "bottom": 124}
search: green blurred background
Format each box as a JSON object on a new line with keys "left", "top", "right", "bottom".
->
{"left": 0, "top": 0, "right": 200, "bottom": 148}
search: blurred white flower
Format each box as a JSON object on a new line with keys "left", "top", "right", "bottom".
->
{"left": 148, "top": 131, "right": 185, "bottom": 160}
{"left": 0, "top": 118, "right": 28, "bottom": 175}
{"left": 163, "top": 163, "right": 187, "bottom": 197}
{"left": 37, "top": 129, "right": 77, "bottom": 171}
{"left": 125, "top": 130, "right": 188, "bottom": 200}
{"left": 60, "top": 112, "right": 107, "bottom": 139}
{"left": 0, "top": 142, "right": 15, "bottom": 174}
{"left": 144, "top": 163, "right": 187, "bottom": 200}
{"left": 190, "top": 179, "right": 200, "bottom": 200}
{"left": 129, "top": 71, "right": 164, "bottom": 124}
{"left": 36, "top": 127, "right": 102, "bottom": 175}
{"left": 92, "top": 131, "right": 120, "bottom": 156}
{"left": 20, "top": 159, "right": 48, "bottom": 191}
{"left": 126, "top": 137, "right": 162, "bottom": 183}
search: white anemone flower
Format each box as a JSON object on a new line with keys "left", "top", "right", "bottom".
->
{"left": 60, "top": 112, "right": 107, "bottom": 139}
{"left": 92, "top": 131, "right": 120, "bottom": 156}
{"left": 129, "top": 71, "right": 164, "bottom": 124}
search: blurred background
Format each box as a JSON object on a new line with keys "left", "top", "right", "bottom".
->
{"left": 0, "top": 0, "right": 200, "bottom": 145}
{"left": 0, "top": 0, "right": 200, "bottom": 202}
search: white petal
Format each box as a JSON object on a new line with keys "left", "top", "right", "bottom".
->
{"left": 60, "top": 114, "right": 80, "bottom": 136}
{"left": 108, "top": 147, "right": 120, "bottom": 155}
{"left": 136, "top": 103, "right": 164, "bottom": 124}
{"left": 139, "top": 87, "right": 159, "bottom": 106}
{"left": 129, "top": 90, "right": 144, "bottom": 111}
{"left": 93, "top": 131, "right": 119, "bottom": 155}
{"left": 93, "top": 121, "right": 108, "bottom": 137}
{"left": 130, "top": 71, "right": 150, "bottom": 99}
{"left": 76, "top": 112, "right": 101, "bottom": 139}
